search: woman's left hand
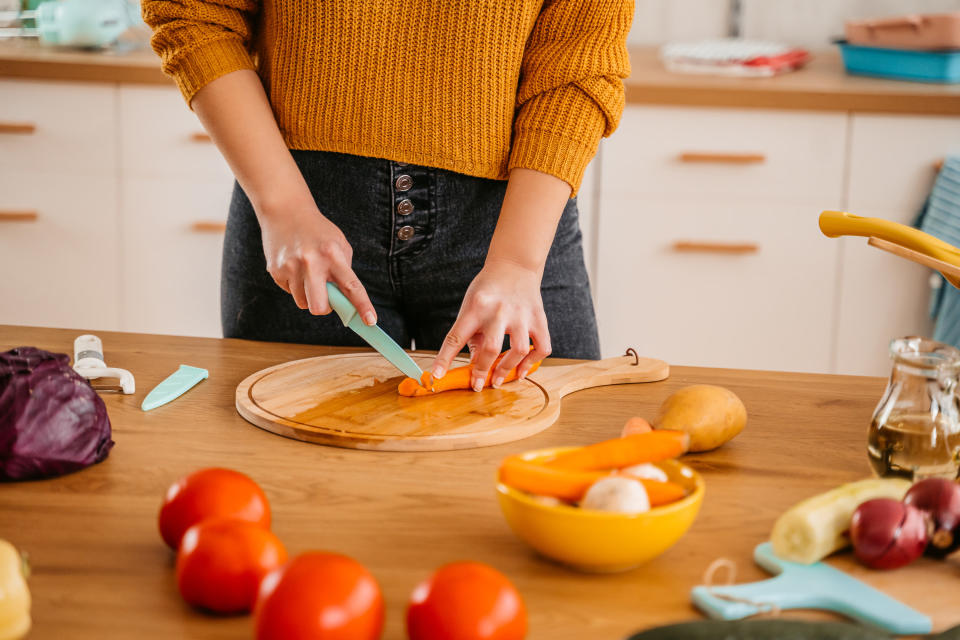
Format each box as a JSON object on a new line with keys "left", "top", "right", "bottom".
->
{"left": 432, "top": 260, "right": 551, "bottom": 391}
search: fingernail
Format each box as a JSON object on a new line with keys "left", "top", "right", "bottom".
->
{"left": 472, "top": 377, "right": 484, "bottom": 392}
{"left": 432, "top": 366, "right": 446, "bottom": 379}
{"left": 518, "top": 368, "right": 528, "bottom": 381}
{"left": 492, "top": 376, "right": 504, "bottom": 388}
{"left": 363, "top": 312, "right": 376, "bottom": 326}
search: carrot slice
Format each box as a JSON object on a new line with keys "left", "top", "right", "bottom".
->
{"left": 545, "top": 430, "right": 689, "bottom": 472}
{"left": 499, "top": 456, "right": 687, "bottom": 505}
{"left": 398, "top": 353, "right": 541, "bottom": 397}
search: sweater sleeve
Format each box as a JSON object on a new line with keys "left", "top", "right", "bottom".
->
{"left": 141, "top": 0, "right": 260, "bottom": 105}
{"left": 508, "top": 0, "right": 633, "bottom": 193}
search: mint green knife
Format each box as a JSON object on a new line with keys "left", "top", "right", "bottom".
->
{"left": 141, "top": 365, "right": 209, "bottom": 411}
{"left": 326, "top": 283, "right": 423, "bottom": 380}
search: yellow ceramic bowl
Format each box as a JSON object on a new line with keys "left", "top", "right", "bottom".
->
{"left": 496, "top": 448, "right": 704, "bottom": 573}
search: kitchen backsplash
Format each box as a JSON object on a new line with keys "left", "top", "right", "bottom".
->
{"left": 630, "top": 0, "right": 960, "bottom": 48}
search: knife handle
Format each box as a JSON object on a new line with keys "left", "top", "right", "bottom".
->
{"left": 326, "top": 282, "right": 357, "bottom": 326}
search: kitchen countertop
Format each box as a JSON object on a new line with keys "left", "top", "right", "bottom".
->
{"left": 2, "top": 325, "right": 958, "bottom": 639}
{"left": 1, "top": 41, "right": 958, "bottom": 115}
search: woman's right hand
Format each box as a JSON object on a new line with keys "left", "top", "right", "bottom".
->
{"left": 258, "top": 202, "right": 377, "bottom": 326}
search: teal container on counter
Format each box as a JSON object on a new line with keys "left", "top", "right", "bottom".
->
{"left": 837, "top": 40, "right": 960, "bottom": 83}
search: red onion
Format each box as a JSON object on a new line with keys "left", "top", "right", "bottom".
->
{"left": 903, "top": 478, "right": 960, "bottom": 557}
{"left": 850, "top": 499, "right": 928, "bottom": 570}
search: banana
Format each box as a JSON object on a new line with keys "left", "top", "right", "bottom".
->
{"left": 0, "top": 540, "right": 30, "bottom": 640}
{"left": 770, "top": 477, "right": 911, "bottom": 565}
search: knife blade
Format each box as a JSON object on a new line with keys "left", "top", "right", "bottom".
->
{"left": 326, "top": 283, "right": 424, "bottom": 380}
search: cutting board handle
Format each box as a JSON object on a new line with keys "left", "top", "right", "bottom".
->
{"left": 531, "top": 349, "right": 669, "bottom": 398}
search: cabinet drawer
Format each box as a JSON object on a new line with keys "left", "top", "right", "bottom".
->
{"left": 119, "top": 86, "right": 233, "bottom": 180}
{"left": 602, "top": 106, "right": 846, "bottom": 202}
{"left": 121, "top": 177, "right": 233, "bottom": 337}
{"left": 849, "top": 114, "right": 960, "bottom": 212}
{"left": 0, "top": 170, "right": 120, "bottom": 329}
{"left": 835, "top": 205, "right": 934, "bottom": 377}
{"left": 0, "top": 80, "right": 117, "bottom": 174}
{"left": 595, "top": 195, "right": 838, "bottom": 372}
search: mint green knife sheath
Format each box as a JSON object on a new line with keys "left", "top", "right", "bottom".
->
{"left": 141, "top": 365, "right": 209, "bottom": 411}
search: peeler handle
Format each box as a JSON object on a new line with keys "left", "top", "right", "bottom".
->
{"left": 74, "top": 334, "right": 106, "bottom": 368}
{"left": 818, "top": 210, "right": 960, "bottom": 267}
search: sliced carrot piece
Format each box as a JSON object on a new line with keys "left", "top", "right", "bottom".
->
{"left": 398, "top": 353, "right": 541, "bottom": 397}
{"left": 545, "top": 430, "right": 689, "bottom": 472}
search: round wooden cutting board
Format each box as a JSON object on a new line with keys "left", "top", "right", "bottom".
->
{"left": 236, "top": 351, "right": 669, "bottom": 451}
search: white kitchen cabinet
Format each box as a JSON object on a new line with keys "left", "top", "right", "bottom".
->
{"left": 596, "top": 195, "right": 839, "bottom": 372}
{"left": 834, "top": 114, "right": 958, "bottom": 376}
{"left": 0, "top": 79, "right": 117, "bottom": 174}
{"left": 0, "top": 169, "right": 120, "bottom": 330}
{"left": 118, "top": 85, "right": 233, "bottom": 338}
{"left": 118, "top": 85, "right": 232, "bottom": 180}
{"left": 601, "top": 106, "right": 847, "bottom": 202}
{"left": 596, "top": 106, "right": 846, "bottom": 373}
{"left": 120, "top": 176, "right": 231, "bottom": 337}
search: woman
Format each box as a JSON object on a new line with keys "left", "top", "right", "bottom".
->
{"left": 143, "top": 0, "right": 632, "bottom": 391}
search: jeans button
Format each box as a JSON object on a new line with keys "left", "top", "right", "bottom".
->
{"left": 397, "top": 225, "right": 415, "bottom": 241}
{"left": 395, "top": 175, "right": 413, "bottom": 191}
{"left": 397, "top": 199, "right": 414, "bottom": 216}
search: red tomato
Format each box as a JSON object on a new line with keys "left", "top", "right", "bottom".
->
{"left": 176, "top": 518, "right": 287, "bottom": 614}
{"left": 159, "top": 467, "right": 270, "bottom": 549}
{"left": 254, "top": 552, "right": 384, "bottom": 640}
{"left": 407, "top": 562, "right": 527, "bottom": 640}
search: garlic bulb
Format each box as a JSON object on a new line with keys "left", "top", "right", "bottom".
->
{"left": 581, "top": 477, "right": 650, "bottom": 514}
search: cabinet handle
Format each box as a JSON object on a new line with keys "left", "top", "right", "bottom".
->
{"left": 191, "top": 220, "right": 226, "bottom": 233}
{"left": 190, "top": 132, "right": 212, "bottom": 143}
{"left": 0, "top": 122, "right": 36, "bottom": 135}
{"left": 0, "top": 210, "right": 38, "bottom": 222}
{"left": 678, "top": 152, "right": 766, "bottom": 165}
{"left": 672, "top": 241, "right": 759, "bottom": 255}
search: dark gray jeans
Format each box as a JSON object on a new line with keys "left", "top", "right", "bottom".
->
{"left": 221, "top": 150, "right": 600, "bottom": 359}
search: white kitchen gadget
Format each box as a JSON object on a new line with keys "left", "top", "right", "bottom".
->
{"left": 73, "top": 334, "right": 135, "bottom": 394}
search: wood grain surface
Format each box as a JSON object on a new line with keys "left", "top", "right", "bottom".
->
{"left": 2, "top": 42, "right": 958, "bottom": 115}
{"left": 236, "top": 353, "right": 668, "bottom": 451}
{"left": 2, "top": 326, "right": 959, "bottom": 640}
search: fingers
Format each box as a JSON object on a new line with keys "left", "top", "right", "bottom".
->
{"left": 432, "top": 315, "right": 479, "bottom": 380}
{"left": 302, "top": 272, "right": 330, "bottom": 315}
{"left": 469, "top": 323, "right": 507, "bottom": 392}
{"left": 329, "top": 263, "right": 377, "bottom": 326}
{"left": 287, "top": 278, "right": 310, "bottom": 310}
{"left": 492, "top": 327, "right": 529, "bottom": 388}
{"left": 518, "top": 316, "right": 551, "bottom": 380}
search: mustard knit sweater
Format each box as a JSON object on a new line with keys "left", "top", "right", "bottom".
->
{"left": 142, "top": 1, "right": 633, "bottom": 192}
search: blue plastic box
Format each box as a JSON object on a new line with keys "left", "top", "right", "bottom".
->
{"left": 837, "top": 41, "right": 960, "bottom": 84}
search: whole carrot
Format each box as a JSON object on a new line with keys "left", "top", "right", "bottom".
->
{"left": 499, "top": 456, "right": 686, "bottom": 505}
{"left": 499, "top": 456, "right": 605, "bottom": 502}
{"left": 545, "top": 430, "right": 689, "bottom": 472}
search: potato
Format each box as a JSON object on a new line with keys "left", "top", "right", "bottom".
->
{"left": 653, "top": 385, "right": 746, "bottom": 452}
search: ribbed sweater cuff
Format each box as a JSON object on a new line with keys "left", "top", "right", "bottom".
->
{"left": 162, "top": 37, "right": 256, "bottom": 106}
{"left": 508, "top": 85, "right": 606, "bottom": 194}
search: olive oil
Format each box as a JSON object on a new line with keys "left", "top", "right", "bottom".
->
{"left": 867, "top": 413, "right": 960, "bottom": 481}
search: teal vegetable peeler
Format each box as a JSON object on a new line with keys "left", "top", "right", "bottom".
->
{"left": 141, "top": 365, "right": 208, "bottom": 411}
{"left": 691, "top": 542, "right": 931, "bottom": 635}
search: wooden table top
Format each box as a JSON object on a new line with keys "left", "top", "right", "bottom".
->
{"left": 2, "top": 41, "right": 958, "bottom": 115}
{"left": 1, "top": 325, "right": 958, "bottom": 640}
